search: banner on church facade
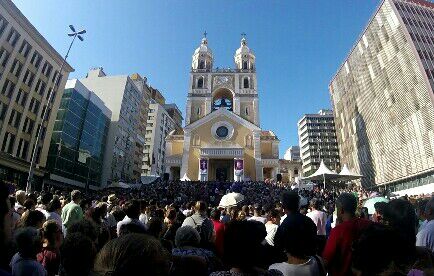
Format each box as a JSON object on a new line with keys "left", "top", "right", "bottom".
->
{"left": 199, "top": 158, "right": 208, "bottom": 174}
{"left": 234, "top": 159, "right": 244, "bottom": 176}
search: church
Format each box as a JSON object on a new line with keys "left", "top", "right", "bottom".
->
{"left": 164, "top": 35, "right": 280, "bottom": 181}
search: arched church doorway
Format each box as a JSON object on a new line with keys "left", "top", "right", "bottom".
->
{"left": 212, "top": 88, "right": 233, "bottom": 111}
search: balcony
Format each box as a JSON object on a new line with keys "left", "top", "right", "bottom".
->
{"left": 165, "top": 155, "right": 182, "bottom": 165}
{"left": 191, "top": 88, "right": 209, "bottom": 95}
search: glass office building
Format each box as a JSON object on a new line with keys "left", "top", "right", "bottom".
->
{"left": 46, "top": 79, "right": 111, "bottom": 189}
{"left": 330, "top": 0, "right": 434, "bottom": 193}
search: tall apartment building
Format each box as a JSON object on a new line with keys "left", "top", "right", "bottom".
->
{"left": 142, "top": 89, "right": 182, "bottom": 177}
{"left": 330, "top": 0, "right": 434, "bottom": 192}
{"left": 79, "top": 68, "right": 147, "bottom": 185}
{"left": 283, "top": 146, "right": 301, "bottom": 161}
{"left": 298, "top": 110, "right": 340, "bottom": 176}
{"left": 46, "top": 79, "right": 111, "bottom": 189}
{"left": 0, "top": 0, "right": 73, "bottom": 187}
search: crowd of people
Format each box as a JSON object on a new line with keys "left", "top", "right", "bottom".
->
{"left": 0, "top": 179, "right": 433, "bottom": 276}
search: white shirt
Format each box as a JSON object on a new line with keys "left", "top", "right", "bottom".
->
{"left": 306, "top": 210, "right": 327, "bottom": 236}
{"left": 265, "top": 223, "right": 279, "bottom": 246}
{"left": 269, "top": 257, "right": 322, "bottom": 276}
{"left": 248, "top": 216, "right": 267, "bottom": 224}
{"left": 416, "top": 220, "right": 434, "bottom": 253}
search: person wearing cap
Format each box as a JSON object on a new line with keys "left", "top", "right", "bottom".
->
{"left": 61, "top": 190, "right": 83, "bottom": 231}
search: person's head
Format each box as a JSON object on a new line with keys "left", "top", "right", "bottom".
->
{"left": 222, "top": 220, "right": 267, "bottom": 271}
{"left": 281, "top": 191, "right": 299, "bottom": 214}
{"left": 335, "top": 193, "right": 357, "bottom": 222}
{"left": 119, "top": 222, "right": 147, "bottom": 236}
{"left": 70, "top": 190, "right": 82, "bottom": 204}
{"left": 175, "top": 226, "right": 200, "bottom": 248}
{"left": 67, "top": 219, "right": 98, "bottom": 244}
{"left": 61, "top": 233, "right": 96, "bottom": 276}
{"left": 14, "top": 227, "right": 43, "bottom": 258}
{"left": 267, "top": 209, "right": 281, "bottom": 225}
{"left": 47, "top": 198, "right": 62, "bottom": 213}
{"left": 111, "top": 206, "right": 126, "bottom": 222}
{"left": 23, "top": 198, "right": 36, "bottom": 211}
{"left": 147, "top": 217, "right": 164, "bottom": 238}
{"left": 210, "top": 208, "right": 221, "bottom": 221}
{"left": 373, "top": 201, "right": 387, "bottom": 223}
{"left": 237, "top": 211, "right": 247, "bottom": 221}
{"left": 281, "top": 215, "right": 317, "bottom": 259}
{"left": 424, "top": 196, "right": 434, "bottom": 221}
{"left": 20, "top": 210, "right": 46, "bottom": 229}
{"left": 310, "top": 198, "right": 322, "bottom": 210}
{"left": 15, "top": 190, "right": 26, "bottom": 205}
{"left": 194, "top": 201, "right": 207, "bottom": 215}
{"left": 42, "top": 220, "right": 63, "bottom": 249}
{"left": 383, "top": 199, "right": 417, "bottom": 257}
{"left": 415, "top": 199, "right": 429, "bottom": 221}
{"left": 253, "top": 204, "right": 262, "bottom": 216}
{"left": 93, "top": 234, "right": 170, "bottom": 276}
{"left": 360, "top": 207, "right": 369, "bottom": 219}
{"left": 40, "top": 192, "right": 53, "bottom": 206}
{"left": 124, "top": 200, "right": 140, "bottom": 220}
{"left": 352, "top": 224, "right": 406, "bottom": 275}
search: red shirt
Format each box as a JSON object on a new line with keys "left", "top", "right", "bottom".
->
{"left": 37, "top": 247, "right": 60, "bottom": 276}
{"left": 212, "top": 219, "right": 225, "bottom": 257}
{"left": 322, "top": 218, "right": 372, "bottom": 276}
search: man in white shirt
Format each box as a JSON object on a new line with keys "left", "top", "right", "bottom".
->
{"left": 306, "top": 198, "right": 327, "bottom": 253}
{"left": 116, "top": 200, "right": 146, "bottom": 236}
{"left": 416, "top": 196, "right": 434, "bottom": 253}
{"left": 265, "top": 209, "right": 281, "bottom": 246}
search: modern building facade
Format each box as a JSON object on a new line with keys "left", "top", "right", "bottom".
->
{"left": 298, "top": 110, "right": 340, "bottom": 176}
{"left": 79, "top": 68, "right": 147, "bottom": 185}
{"left": 330, "top": 0, "right": 434, "bottom": 192}
{"left": 46, "top": 79, "right": 111, "bottom": 189}
{"left": 0, "top": 0, "right": 73, "bottom": 187}
{"left": 164, "top": 36, "right": 280, "bottom": 181}
{"left": 142, "top": 98, "right": 182, "bottom": 177}
{"left": 283, "top": 146, "right": 301, "bottom": 161}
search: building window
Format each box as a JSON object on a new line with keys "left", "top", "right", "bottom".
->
{"left": 18, "top": 40, "right": 31, "bottom": 58}
{"left": 245, "top": 106, "right": 249, "bottom": 116}
{"left": 0, "top": 47, "right": 10, "bottom": 67}
{"left": 243, "top": 77, "right": 249, "bottom": 88}
{"left": 199, "top": 60, "right": 205, "bottom": 69}
{"left": 197, "top": 76, "right": 204, "bottom": 88}
{"left": 6, "top": 28, "right": 20, "bottom": 47}
{"left": 242, "top": 61, "right": 248, "bottom": 70}
{"left": 1, "top": 79, "right": 15, "bottom": 98}
{"left": 196, "top": 107, "right": 201, "bottom": 116}
{"left": 0, "top": 16, "right": 8, "bottom": 38}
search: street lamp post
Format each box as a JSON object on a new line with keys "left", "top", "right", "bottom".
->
{"left": 26, "top": 25, "right": 86, "bottom": 193}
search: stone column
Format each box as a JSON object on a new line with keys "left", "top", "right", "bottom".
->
{"left": 205, "top": 97, "right": 212, "bottom": 115}
{"left": 253, "top": 130, "right": 263, "bottom": 181}
{"left": 233, "top": 97, "right": 240, "bottom": 115}
{"left": 180, "top": 130, "right": 191, "bottom": 179}
{"left": 185, "top": 99, "right": 192, "bottom": 125}
{"left": 253, "top": 98, "right": 260, "bottom": 126}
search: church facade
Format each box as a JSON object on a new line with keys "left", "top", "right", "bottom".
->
{"left": 164, "top": 36, "right": 279, "bottom": 181}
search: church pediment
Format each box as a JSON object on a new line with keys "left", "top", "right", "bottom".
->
{"left": 185, "top": 107, "right": 261, "bottom": 132}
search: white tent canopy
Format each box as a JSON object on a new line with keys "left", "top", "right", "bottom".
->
{"left": 338, "top": 164, "right": 363, "bottom": 181}
{"left": 303, "top": 160, "right": 341, "bottom": 181}
{"left": 302, "top": 160, "right": 341, "bottom": 188}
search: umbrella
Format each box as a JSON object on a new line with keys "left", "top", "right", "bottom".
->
{"left": 107, "top": 182, "right": 130, "bottom": 189}
{"left": 363, "top": 196, "right": 389, "bottom": 215}
{"left": 219, "top": 192, "right": 245, "bottom": 208}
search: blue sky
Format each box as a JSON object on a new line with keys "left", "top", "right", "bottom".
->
{"left": 13, "top": 0, "right": 379, "bottom": 156}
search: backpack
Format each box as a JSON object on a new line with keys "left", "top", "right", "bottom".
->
{"left": 191, "top": 216, "right": 209, "bottom": 245}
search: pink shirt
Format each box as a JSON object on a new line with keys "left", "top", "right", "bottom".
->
{"left": 306, "top": 210, "right": 327, "bottom": 236}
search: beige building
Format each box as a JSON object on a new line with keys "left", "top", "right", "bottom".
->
{"left": 164, "top": 36, "right": 279, "bottom": 181}
{"left": 79, "top": 68, "right": 147, "bottom": 185}
{"left": 330, "top": 0, "right": 434, "bottom": 192}
{"left": 142, "top": 92, "right": 182, "bottom": 177}
{"left": 278, "top": 159, "right": 302, "bottom": 184}
{"left": 298, "top": 110, "right": 340, "bottom": 176}
{"left": 0, "top": 0, "right": 73, "bottom": 187}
